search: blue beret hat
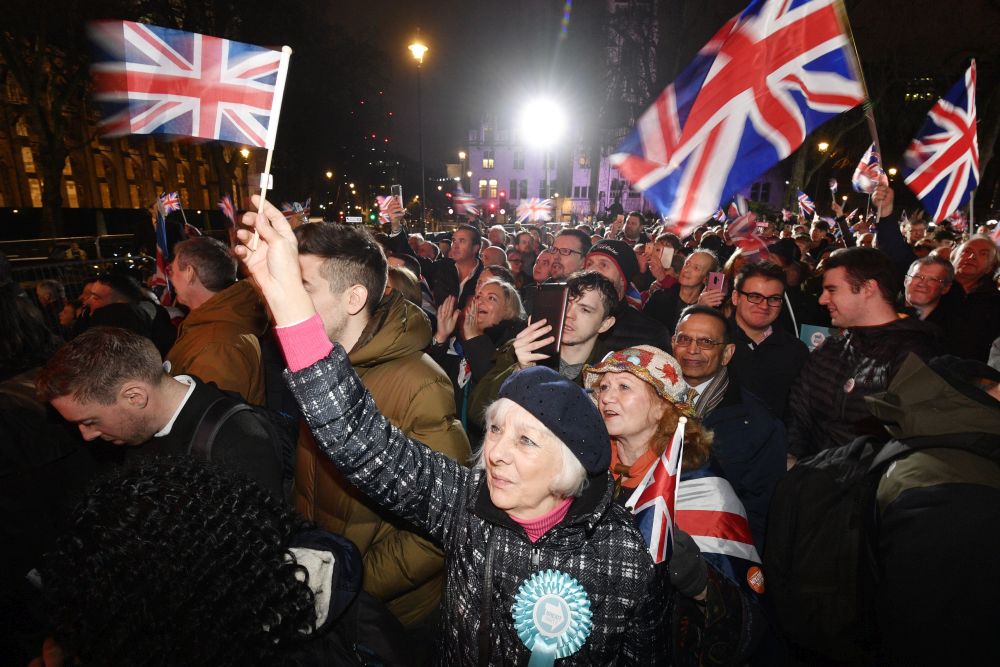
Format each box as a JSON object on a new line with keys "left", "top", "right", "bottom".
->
{"left": 497, "top": 366, "right": 611, "bottom": 475}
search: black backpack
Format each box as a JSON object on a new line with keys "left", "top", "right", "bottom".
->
{"left": 763, "top": 436, "right": 909, "bottom": 662}
{"left": 189, "top": 394, "right": 298, "bottom": 500}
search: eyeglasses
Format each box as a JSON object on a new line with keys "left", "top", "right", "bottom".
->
{"left": 738, "top": 290, "right": 783, "bottom": 307}
{"left": 905, "top": 273, "right": 946, "bottom": 286}
{"left": 544, "top": 246, "right": 583, "bottom": 257}
{"left": 672, "top": 333, "right": 725, "bottom": 350}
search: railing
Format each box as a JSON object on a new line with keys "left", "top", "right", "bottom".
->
{"left": 12, "top": 256, "right": 157, "bottom": 301}
{"left": 0, "top": 234, "right": 136, "bottom": 263}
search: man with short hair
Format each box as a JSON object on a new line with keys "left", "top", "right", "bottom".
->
{"left": 904, "top": 255, "right": 954, "bottom": 325}
{"left": 37, "top": 327, "right": 283, "bottom": 497}
{"left": 673, "top": 305, "right": 786, "bottom": 550}
{"left": 487, "top": 224, "right": 507, "bottom": 247}
{"left": 470, "top": 271, "right": 617, "bottom": 426}
{"left": 76, "top": 273, "right": 176, "bottom": 357}
{"left": 786, "top": 247, "right": 939, "bottom": 463}
{"left": 167, "top": 237, "right": 268, "bottom": 405}
{"left": 480, "top": 245, "right": 508, "bottom": 268}
{"left": 291, "top": 221, "right": 470, "bottom": 631}
{"left": 808, "top": 219, "right": 833, "bottom": 261}
{"left": 430, "top": 224, "right": 483, "bottom": 308}
{"left": 546, "top": 228, "right": 591, "bottom": 280}
{"left": 904, "top": 219, "right": 928, "bottom": 245}
{"left": 619, "top": 211, "right": 649, "bottom": 244}
{"left": 584, "top": 240, "right": 670, "bottom": 351}
{"left": 945, "top": 235, "right": 1000, "bottom": 361}
{"left": 727, "top": 261, "right": 809, "bottom": 418}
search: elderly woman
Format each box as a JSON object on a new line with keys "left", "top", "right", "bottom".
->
{"left": 430, "top": 277, "right": 527, "bottom": 427}
{"left": 234, "top": 198, "right": 672, "bottom": 665}
{"left": 583, "top": 345, "right": 766, "bottom": 664}
{"left": 644, "top": 249, "right": 720, "bottom": 333}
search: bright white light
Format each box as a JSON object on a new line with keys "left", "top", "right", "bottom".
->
{"left": 519, "top": 98, "right": 566, "bottom": 149}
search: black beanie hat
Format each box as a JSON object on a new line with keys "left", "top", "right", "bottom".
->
{"left": 587, "top": 239, "right": 640, "bottom": 283}
{"left": 497, "top": 366, "right": 611, "bottom": 475}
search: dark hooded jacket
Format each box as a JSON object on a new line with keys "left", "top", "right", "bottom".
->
{"left": 786, "top": 316, "right": 939, "bottom": 459}
{"left": 863, "top": 355, "right": 1000, "bottom": 665}
{"left": 286, "top": 345, "right": 672, "bottom": 665}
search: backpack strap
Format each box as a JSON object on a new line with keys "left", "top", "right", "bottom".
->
{"left": 189, "top": 396, "right": 252, "bottom": 462}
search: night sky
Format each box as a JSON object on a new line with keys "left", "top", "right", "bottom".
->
{"left": 322, "top": 0, "right": 1000, "bottom": 170}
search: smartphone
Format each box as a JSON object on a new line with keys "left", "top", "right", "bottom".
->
{"left": 707, "top": 271, "right": 726, "bottom": 292}
{"left": 390, "top": 184, "right": 403, "bottom": 206}
{"left": 530, "top": 283, "right": 569, "bottom": 369}
{"left": 659, "top": 247, "right": 675, "bottom": 269}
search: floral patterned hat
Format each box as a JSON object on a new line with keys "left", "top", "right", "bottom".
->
{"left": 582, "top": 345, "right": 695, "bottom": 414}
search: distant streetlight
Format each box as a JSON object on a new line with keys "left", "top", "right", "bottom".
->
{"left": 842, "top": 195, "right": 848, "bottom": 202}
{"left": 466, "top": 170, "right": 472, "bottom": 178}
{"left": 887, "top": 167, "right": 898, "bottom": 177}
{"left": 240, "top": 148, "right": 250, "bottom": 159}
{"left": 349, "top": 182, "right": 355, "bottom": 189}
{"left": 520, "top": 97, "right": 567, "bottom": 198}
{"left": 458, "top": 151, "right": 466, "bottom": 160}
{"left": 817, "top": 141, "right": 830, "bottom": 152}
{"left": 325, "top": 171, "right": 333, "bottom": 180}
{"left": 409, "top": 37, "right": 429, "bottom": 232}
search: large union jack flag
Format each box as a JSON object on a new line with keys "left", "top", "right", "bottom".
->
{"left": 797, "top": 190, "right": 816, "bottom": 218}
{"left": 627, "top": 418, "right": 685, "bottom": 564}
{"left": 89, "top": 21, "right": 290, "bottom": 148}
{"left": 903, "top": 61, "right": 979, "bottom": 222}
{"left": 453, "top": 189, "right": 480, "bottom": 217}
{"left": 677, "top": 466, "right": 763, "bottom": 595}
{"left": 611, "top": 0, "right": 864, "bottom": 236}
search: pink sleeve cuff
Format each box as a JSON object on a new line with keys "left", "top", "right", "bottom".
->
{"left": 274, "top": 313, "right": 333, "bottom": 372}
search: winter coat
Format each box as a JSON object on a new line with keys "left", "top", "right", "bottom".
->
{"left": 863, "top": 354, "right": 1000, "bottom": 665}
{"left": 727, "top": 322, "right": 809, "bottom": 419}
{"left": 601, "top": 299, "right": 672, "bottom": 353}
{"left": 701, "top": 380, "right": 787, "bottom": 552}
{"left": 940, "top": 277, "right": 1000, "bottom": 363}
{"left": 785, "top": 316, "right": 939, "bottom": 459}
{"left": 286, "top": 345, "right": 673, "bottom": 666}
{"left": 166, "top": 279, "right": 268, "bottom": 405}
{"left": 429, "top": 257, "right": 483, "bottom": 308}
{"left": 293, "top": 291, "right": 470, "bottom": 627}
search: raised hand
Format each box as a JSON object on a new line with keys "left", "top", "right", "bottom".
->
{"left": 435, "top": 295, "right": 460, "bottom": 344}
{"left": 512, "top": 318, "right": 555, "bottom": 369}
{"left": 233, "top": 195, "right": 315, "bottom": 327}
{"left": 872, "top": 183, "right": 894, "bottom": 218}
{"left": 697, "top": 287, "right": 725, "bottom": 308}
{"left": 462, "top": 299, "right": 485, "bottom": 340}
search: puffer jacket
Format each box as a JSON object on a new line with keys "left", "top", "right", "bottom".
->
{"left": 294, "top": 291, "right": 470, "bottom": 627}
{"left": 166, "top": 279, "right": 268, "bottom": 405}
{"left": 286, "top": 345, "right": 672, "bottom": 665}
{"left": 785, "top": 316, "right": 939, "bottom": 459}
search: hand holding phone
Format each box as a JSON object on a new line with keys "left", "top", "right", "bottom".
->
{"left": 527, "top": 283, "right": 569, "bottom": 368}
{"left": 659, "top": 247, "right": 675, "bottom": 270}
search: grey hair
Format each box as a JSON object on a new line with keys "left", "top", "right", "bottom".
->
{"left": 473, "top": 398, "right": 588, "bottom": 499}
{"left": 953, "top": 234, "right": 1000, "bottom": 277}
{"left": 908, "top": 254, "right": 955, "bottom": 286}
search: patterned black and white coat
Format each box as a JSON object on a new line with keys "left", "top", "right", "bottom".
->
{"left": 286, "top": 344, "right": 672, "bottom": 666}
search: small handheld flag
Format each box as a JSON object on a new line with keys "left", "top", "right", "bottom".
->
{"left": 797, "top": 191, "right": 816, "bottom": 218}
{"left": 852, "top": 143, "right": 885, "bottom": 194}
{"left": 627, "top": 417, "right": 686, "bottom": 564}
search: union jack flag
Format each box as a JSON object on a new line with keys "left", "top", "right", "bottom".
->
{"left": 781, "top": 208, "right": 794, "bottom": 222}
{"left": 904, "top": 60, "right": 979, "bottom": 222}
{"left": 713, "top": 207, "right": 727, "bottom": 222}
{"left": 677, "top": 466, "right": 762, "bottom": 595}
{"left": 627, "top": 418, "right": 685, "bottom": 564}
{"left": 89, "top": 21, "right": 290, "bottom": 148}
{"left": 610, "top": 0, "right": 864, "bottom": 237}
{"left": 281, "top": 198, "right": 311, "bottom": 226}
{"left": 159, "top": 191, "right": 181, "bottom": 214}
{"left": 828, "top": 177, "right": 838, "bottom": 193}
{"left": 218, "top": 195, "right": 236, "bottom": 228}
{"left": 728, "top": 211, "right": 770, "bottom": 257}
{"left": 150, "top": 202, "right": 174, "bottom": 306}
{"left": 453, "top": 189, "right": 480, "bottom": 217}
{"left": 852, "top": 143, "right": 884, "bottom": 193}
{"left": 377, "top": 195, "right": 404, "bottom": 224}
{"left": 516, "top": 198, "right": 553, "bottom": 224}
{"left": 798, "top": 191, "right": 816, "bottom": 218}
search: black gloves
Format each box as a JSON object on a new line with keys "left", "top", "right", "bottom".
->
{"left": 669, "top": 527, "right": 708, "bottom": 599}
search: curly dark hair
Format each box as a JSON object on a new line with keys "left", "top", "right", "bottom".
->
{"left": 43, "top": 458, "right": 317, "bottom": 666}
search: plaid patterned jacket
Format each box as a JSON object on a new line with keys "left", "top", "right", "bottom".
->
{"left": 285, "top": 345, "right": 673, "bottom": 665}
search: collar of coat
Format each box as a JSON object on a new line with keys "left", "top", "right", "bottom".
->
{"left": 470, "top": 469, "right": 615, "bottom": 540}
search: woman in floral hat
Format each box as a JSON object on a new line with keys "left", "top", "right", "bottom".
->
{"left": 583, "top": 345, "right": 767, "bottom": 665}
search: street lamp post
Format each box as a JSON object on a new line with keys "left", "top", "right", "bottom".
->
{"left": 409, "top": 39, "right": 428, "bottom": 233}
{"left": 458, "top": 151, "right": 467, "bottom": 192}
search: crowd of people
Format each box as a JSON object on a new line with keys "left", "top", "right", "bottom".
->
{"left": 1, "top": 182, "right": 999, "bottom": 666}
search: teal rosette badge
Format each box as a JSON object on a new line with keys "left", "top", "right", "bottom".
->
{"left": 511, "top": 569, "right": 593, "bottom": 666}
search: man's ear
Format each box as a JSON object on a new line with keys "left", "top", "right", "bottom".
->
{"left": 598, "top": 315, "right": 616, "bottom": 335}
{"left": 120, "top": 382, "right": 150, "bottom": 409}
{"left": 345, "top": 284, "right": 369, "bottom": 317}
{"left": 721, "top": 342, "right": 737, "bottom": 366}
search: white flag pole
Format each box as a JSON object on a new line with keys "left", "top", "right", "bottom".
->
{"left": 251, "top": 45, "right": 293, "bottom": 251}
